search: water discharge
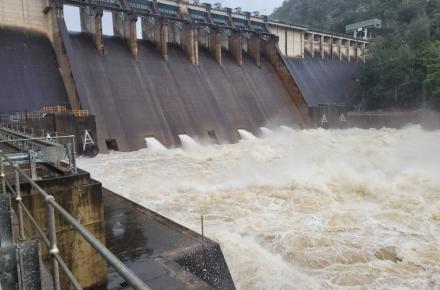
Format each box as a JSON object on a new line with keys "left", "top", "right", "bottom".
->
{"left": 178, "top": 134, "right": 200, "bottom": 149}
{"left": 145, "top": 137, "right": 166, "bottom": 151}
{"left": 238, "top": 129, "right": 257, "bottom": 141}
{"left": 260, "top": 127, "right": 274, "bottom": 137}
{"left": 79, "top": 126, "right": 440, "bottom": 290}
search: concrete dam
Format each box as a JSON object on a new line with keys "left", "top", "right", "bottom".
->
{"left": 0, "top": 1, "right": 374, "bottom": 290}
{"left": 0, "top": 0, "right": 367, "bottom": 151}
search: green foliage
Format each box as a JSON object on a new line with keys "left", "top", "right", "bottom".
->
{"left": 272, "top": 0, "right": 440, "bottom": 110}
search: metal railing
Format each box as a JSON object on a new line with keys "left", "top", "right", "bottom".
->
{"left": 0, "top": 151, "right": 151, "bottom": 290}
{"left": 0, "top": 107, "right": 89, "bottom": 125}
{"left": 0, "top": 124, "right": 77, "bottom": 177}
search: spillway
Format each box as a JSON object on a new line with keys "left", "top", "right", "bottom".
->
{"left": 69, "top": 33, "right": 301, "bottom": 152}
{"left": 78, "top": 126, "right": 440, "bottom": 289}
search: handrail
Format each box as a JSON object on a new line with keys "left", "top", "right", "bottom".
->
{"left": 0, "top": 150, "right": 151, "bottom": 290}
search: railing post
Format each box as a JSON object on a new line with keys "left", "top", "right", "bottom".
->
{"left": 66, "top": 143, "right": 77, "bottom": 174}
{"left": 47, "top": 198, "right": 61, "bottom": 290}
{"left": 14, "top": 165, "right": 25, "bottom": 241}
{"left": 29, "top": 150, "right": 38, "bottom": 180}
{"left": 0, "top": 151, "right": 5, "bottom": 194}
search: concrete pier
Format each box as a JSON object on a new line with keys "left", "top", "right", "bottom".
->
{"left": 113, "top": 12, "right": 138, "bottom": 59}
{"left": 18, "top": 167, "right": 107, "bottom": 289}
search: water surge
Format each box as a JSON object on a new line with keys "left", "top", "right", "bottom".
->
{"left": 79, "top": 126, "right": 440, "bottom": 289}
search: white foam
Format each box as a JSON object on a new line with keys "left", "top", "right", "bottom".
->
{"left": 238, "top": 129, "right": 257, "bottom": 141}
{"left": 280, "top": 125, "right": 296, "bottom": 133}
{"left": 145, "top": 137, "right": 166, "bottom": 151}
{"left": 260, "top": 127, "right": 274, "bottom": 137}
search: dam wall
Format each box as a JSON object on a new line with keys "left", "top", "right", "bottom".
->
{"left": 0, "top": 26, "right": 69, "bottom": 113}
{"left": 284, "top": 56, "right": 363, "bottom": 107}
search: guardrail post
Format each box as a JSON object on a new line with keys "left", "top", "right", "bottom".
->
{"left": 47, "top": 198, "right": 61, "bottom": 290}
{"left": 14, "top": 165, "right": 25, "bottom": 241}
{"left": 66, "top": 143, "right": 77, "bottom": 174}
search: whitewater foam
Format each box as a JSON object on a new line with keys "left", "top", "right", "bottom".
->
{"left": 238, "top": 129, "right": 257, "bottom": 141}
{"left": 79, "top": 126, "right": 440, "bottom": 290}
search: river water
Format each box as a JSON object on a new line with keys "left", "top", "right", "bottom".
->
{"left": 78, "top": 126, "right": 440, "bottom": 290}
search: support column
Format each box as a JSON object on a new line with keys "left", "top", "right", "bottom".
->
{"left": 320, "top": 35, "right": 325, "bottom": 59}
{"left": 362, "top": 43, "right": 367, "bottom": 62}
{"left": 355, "top": 42, "right": 359, "bottom": 62}
{"left": 226, "top": 8, "right": 234, "bottom": 27}
{"left": 160, "top": 21, "right": 169, "bottom": 62}
{"left": 347, "top": 40, "right": 351, "bottom": 62}
{"left": 230, "top": 31, "right": 243, "bottom": 65}
{"left": 141, "top": 16, "right": 167, "bottom": 61}
{"left": 338, "top": 39, "right": 343, "bottom": 61}
{"left": 80, "top": 7, "right": 104, "bottom": 56}
{"left": 301, "top": 31, "right": 305, "bottom": 58}
{"left": 210, "top": 28, "right": 222, "bottom": 65}
{"left": 330, "top": 37, "right": 334, "bottom": 59}
{"left": 48, "top": 2, "right": 82, "bottom": 110}
{"left": 95, "top": 12, "right": 104, "bottom": 56}
{"left": 113, "top": 12, "right": 138, "bottom": 59}
{"left": 311, "top": 34, "right": 315, "bottom": 58}
{"left": 182, "top": 24, "right": 198, "bottom": 65}
{"left": 248, "top": 33, "right": 261, "bottom": 67}
{"left": 128, "top": 16, "right": 138, "bottom": 59}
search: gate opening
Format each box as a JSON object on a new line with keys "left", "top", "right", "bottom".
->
{"left": 105, "top": 139, "right": 119, "bottom": 151}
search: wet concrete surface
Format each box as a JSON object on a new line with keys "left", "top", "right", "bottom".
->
{"left": 284, "top": 56, "right": 363, "bottom": 107}
{"left": 0, "top": 27, "right": 69, "bottom": 113}
{"left": 103, "top": 189, "right": 234, "bottom": 290}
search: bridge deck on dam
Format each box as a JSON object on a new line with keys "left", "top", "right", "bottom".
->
{"left": 284, "top": 56, "right": 363, "bottom": 107}
{"left": 0, "top": 27, "right": 69, "bottom": 113}
{"left": 69, "top": 33, "right": 301, "bottom": 152}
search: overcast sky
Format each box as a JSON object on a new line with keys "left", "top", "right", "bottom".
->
{"left": 64, "top": 0, "right": 284, "bottom": 34}
{"left": 204, "top": 0, "right": 284, "bottom": 15}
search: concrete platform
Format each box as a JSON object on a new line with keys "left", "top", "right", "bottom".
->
{"left": 103, "top": 189, "right": 235, "bottom": 290}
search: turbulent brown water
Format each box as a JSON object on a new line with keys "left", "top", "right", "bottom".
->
{"left": 78, "top": 126, "right": 440, "bottom": 290}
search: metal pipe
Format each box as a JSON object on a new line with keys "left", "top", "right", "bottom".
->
{"left": 54, "top": 254, "right": 83, "bottom": 290}
{"left": 15, "top": 167, "right": 25, "bottom": 241}
{"left": 47, "top": 200, "right": 61, "bottom": 290}
{"left": 19, "top": 200, "right": 50, "bottom": 246}
{"left": 0, "top": 135, "right": 75, "bottom": 143}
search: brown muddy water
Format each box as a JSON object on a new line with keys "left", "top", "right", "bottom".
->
{"left": 79, "top": 126, "right": 440, "bottom": 290}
